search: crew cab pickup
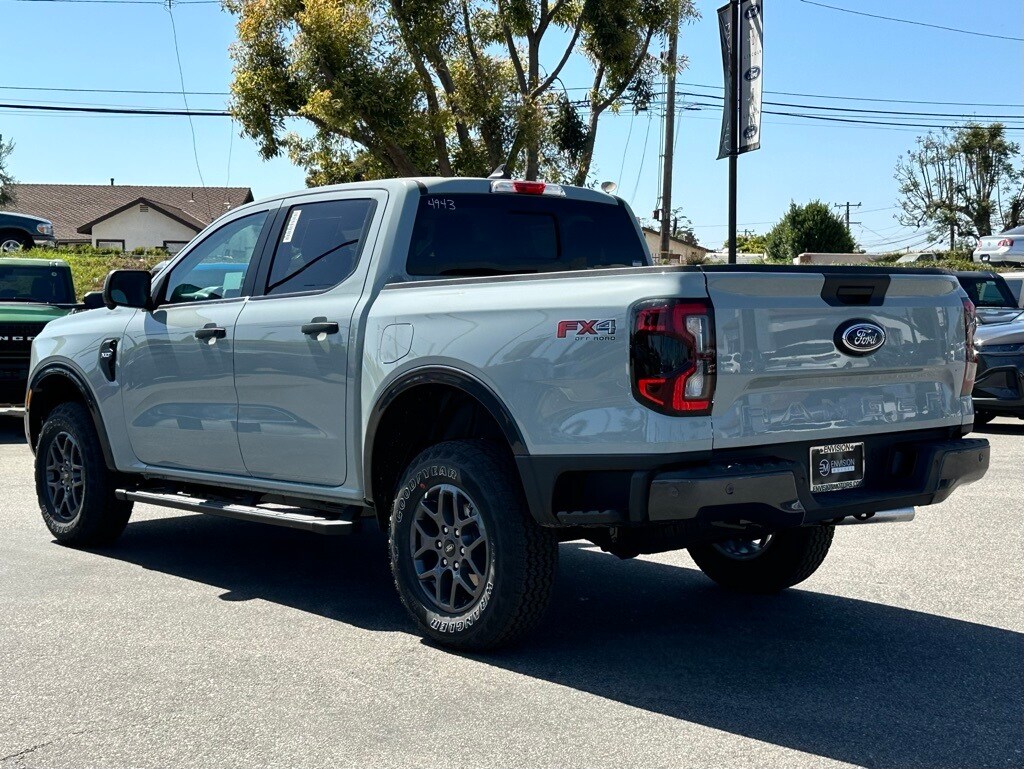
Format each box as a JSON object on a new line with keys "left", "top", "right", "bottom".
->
{"left": 26, "top": 178, "right": 990, "bottom": 649}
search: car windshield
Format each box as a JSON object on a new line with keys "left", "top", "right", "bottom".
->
{"left": 0, "top": 264, "right": 74, "bottom": 304}
{"left": 959, "top": 276, "right": 1017, "bottom": 308}
{"left": 1002, "top": 226, "right": 1024, "bottom": 236}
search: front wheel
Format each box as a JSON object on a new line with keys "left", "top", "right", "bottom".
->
{"left": 389, "top": 440, "right": 558, "bottom": 651}
{"left": 688, "top": 525, "right": 834, "bottom": 594}
{"left": 0, "top": 234, "right": 31, "bottom": 252}
{"left": 35, "top": 402, "right": 133, "bottom": 547}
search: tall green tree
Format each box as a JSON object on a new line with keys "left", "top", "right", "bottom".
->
{"left": 0, "top": 135, "right": 15, "bottom": 208}
{"left": 226, "top": 0, "right": 696, "bottom": 185}
{"left": 764, "top": 201, "right": 856, "bottom": 262}
{"left": 895, "top": 123, "right": 1023, "bottom": 240}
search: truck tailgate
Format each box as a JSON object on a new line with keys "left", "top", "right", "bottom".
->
{"left": 706, "top": 269, "right": 969, "bottom": 448}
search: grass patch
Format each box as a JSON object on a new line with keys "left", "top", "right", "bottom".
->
{"left": 15, "top": 248, "right": 166, "bottom": 300}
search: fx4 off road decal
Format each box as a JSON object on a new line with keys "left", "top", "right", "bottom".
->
{"left": 556, "top": 319, "right": 616, "bottom": 341}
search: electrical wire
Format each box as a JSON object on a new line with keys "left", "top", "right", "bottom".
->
{"left": 799, "top": 0, "right": 1024, "bottom": 43}
{"left": 166, "top": 2, "right": 212, "bottom": 219}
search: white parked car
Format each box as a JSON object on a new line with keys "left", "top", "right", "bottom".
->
{"left": 973, "top": 226, "right": 1024, "bottom": 266}
{"left": 895, "top": 251, "right": 939, "bottom": 264}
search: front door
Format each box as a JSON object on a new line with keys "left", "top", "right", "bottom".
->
{"left": 234, "top": 192, "right": 384, "bottom": 485}
{"left": 120, "top": 208, "right": 274, "bottom": 474}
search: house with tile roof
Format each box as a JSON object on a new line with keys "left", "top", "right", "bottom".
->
{"left": 7, "top": 183, "right": 254, "bottom": 253}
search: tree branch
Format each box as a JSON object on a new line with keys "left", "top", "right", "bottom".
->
{"left": 595, "top": 27, "right": 655, "bottom": 113}
{"left": 497, "top": 0, "right": 528, "bottom": 93}
{"left": 532, "top": 17, "right": 583, "bottom": 97}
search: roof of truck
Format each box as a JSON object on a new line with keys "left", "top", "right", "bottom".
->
{"left": 0, "top": 258, "right": 70, "bottom": 268}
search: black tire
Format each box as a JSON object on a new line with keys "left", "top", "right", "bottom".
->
{"left": 688, "top": 525, "right": 834, "bottom": 594}
{"left": 35, "top": 402, "right": 132, "bottom": 547}
{"left": 973, "top": 411, "right": 995, "bottom": 426}
{"left": 389, "top": 440, "right": 558, "bottom": 651}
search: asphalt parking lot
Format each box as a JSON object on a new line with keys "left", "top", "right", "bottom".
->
{"left": 1, "top": 417, "right": 1022, "bottom": 769}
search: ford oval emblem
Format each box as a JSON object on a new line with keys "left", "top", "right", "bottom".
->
{"left": 835, "top": 319, "right": 886, "bottom": 356}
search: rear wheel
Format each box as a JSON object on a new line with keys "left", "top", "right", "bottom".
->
{"left": 35, "top": 402, "right": 132, "bottom": 547}
{"left": 389, "top": 440, "right": 558, "bottom": 650}
{"left": 688, "top": 525, "right": 834, "bottom": 593}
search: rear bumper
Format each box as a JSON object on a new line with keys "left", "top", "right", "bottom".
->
{"left": 972, "top": 352, "right": 1024, "bottom": 416}
{"left": 517, "top": 428, "right": 988, "bottom": 528}
{"left": 647, "top": 438, "right": 989, "bottom": 526}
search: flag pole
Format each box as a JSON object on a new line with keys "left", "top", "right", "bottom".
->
{"left": 727, "top": 0, "right": 739, "bottom": 265}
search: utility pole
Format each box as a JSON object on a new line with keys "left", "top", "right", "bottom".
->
{"left": 950, "top": 221, "right": 956, "bottom": 252}
{"left": 658, "top": 8, "right": 679, "bottom": 263}
{"left": 833, "top": 201, "right": 861, "bottom": 231}
{"left": 726, "top": 0, "right": 739, "bottom": 264}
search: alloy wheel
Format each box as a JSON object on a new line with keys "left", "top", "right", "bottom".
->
{"left": 45, "top": 431, "right": 85, "bottom": 522}
{"left": 409, "top": 483, "right": 490, "bottom": 613}
{"left": 712, "top": 535, "right": 774, "bottom": 560}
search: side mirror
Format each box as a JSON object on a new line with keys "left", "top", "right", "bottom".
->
{"left": 103, "top": 270, "right": 153, "bottom": 310}
{"left": 81, "top": 291, "right": 105, "bottom": 310}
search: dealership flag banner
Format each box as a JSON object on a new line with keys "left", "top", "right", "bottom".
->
{"left": 718, "top": 0, "right": 763, "bottom": 158}
{"left": 739, "top": 0, "right": 763, "bottom": 154}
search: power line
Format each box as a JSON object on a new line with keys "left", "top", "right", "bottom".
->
{"left": 799, "top": 0, "right": 1024, "bottom": 43}
{"left": 677, "top": 91, "right": 1024, "bottom": 121}
{"left": 0, "top": 84, "right": 229, "bottom": 96}
{"left": 4, "top": 0, "right": 218, "bottom": 4}
{"left": 0, "top": 102, "right": 228, "bottom": 115}
{"left": 165, "top": 1, "right": 212, "bottom": 219}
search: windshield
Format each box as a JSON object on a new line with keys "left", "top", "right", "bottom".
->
{"left": 406, "top": 193, "right": 649, "bottom": 276}
{"left": 959, "top": 276, "right": 1017, "bottom": 308}
{"left": 0, "top": 264, "right": 74, "bottom": 304}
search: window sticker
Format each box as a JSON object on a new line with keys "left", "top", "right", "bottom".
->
{"left": 223, "top": 271, "right": 244, "bottom": 291}
{"left": 282, "top": 209, "right": 302, "bottom": 243}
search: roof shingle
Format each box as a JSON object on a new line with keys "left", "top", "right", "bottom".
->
{"left": 5, "top": 184, "right": 254, "bottom": 242}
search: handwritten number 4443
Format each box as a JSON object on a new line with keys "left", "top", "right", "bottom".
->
{"left": 427, "top": 198, "right": 456, "bottom": 211}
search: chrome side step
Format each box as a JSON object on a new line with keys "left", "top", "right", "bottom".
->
{"left": 115, "top": 489, "right": 357, "bottom": 535}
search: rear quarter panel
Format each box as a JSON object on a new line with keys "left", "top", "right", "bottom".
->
{"left": 362, "top": 269, "right": 712, "bottom": 456}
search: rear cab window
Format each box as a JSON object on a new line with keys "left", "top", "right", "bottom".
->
{"left": 406, "top": 192, "right": 649, "bottom": 277}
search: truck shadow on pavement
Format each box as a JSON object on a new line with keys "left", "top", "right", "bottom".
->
{"left": 104, "top": 514, "right": 1022, "bottom": 769}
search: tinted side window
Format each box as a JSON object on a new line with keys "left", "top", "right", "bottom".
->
{"left": 163, "top": 211, "right": 269, "bottom": 304}
{"left": 264, "top": 198, "right": 376, "bottom": 296}
{"left": 406, "top": 194, "right": 649, "bottom": 276}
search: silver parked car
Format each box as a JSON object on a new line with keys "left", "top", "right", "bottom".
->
{"left": 973, "top": 225, "right": 1024, "bottom": 266}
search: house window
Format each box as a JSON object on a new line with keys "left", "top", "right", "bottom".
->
{"left": 96, "top": 240, "right": 125, "bottom": 252}
{"left": 163, "top": 240, "right": 189, "bottom": 255}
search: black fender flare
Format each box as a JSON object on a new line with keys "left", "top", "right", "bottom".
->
{"left": 26, "top": 364, "right": 116, "bottom": 469}
{"left": 362, "top": 365, "right": 529, "bottom": 507}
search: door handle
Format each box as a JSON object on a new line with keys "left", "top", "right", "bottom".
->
{"left": 195, "top": 326, "right": 227, "bottom": 341}
{"left": 302, "top": 320, "right": 340, "bottom": 336}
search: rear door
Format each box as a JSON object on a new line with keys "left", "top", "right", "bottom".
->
{"left": 233, "top": 189, "right": 385, "bottom": 485}
{"left": 705, "top": 269, "right": 967, "bottom": 449}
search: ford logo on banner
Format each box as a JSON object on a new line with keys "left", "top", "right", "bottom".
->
{"left": 835, "top": 320, "right": 886, "bottom": 356}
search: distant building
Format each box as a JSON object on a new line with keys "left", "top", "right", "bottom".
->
{"left": 7, "top": 183, "right": 254, "bottom": 252}
{"left": 641, "top": 226, "right": 711, "bottom": 263}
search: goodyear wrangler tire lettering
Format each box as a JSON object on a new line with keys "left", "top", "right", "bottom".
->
{"left": 388, "top": 440, "right": 558, "bottom": 651}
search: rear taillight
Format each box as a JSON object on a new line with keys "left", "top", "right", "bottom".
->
{"left": 630, "top": 299, "right": 716, "bottom": 415}
{"left": 961, "top": 297, "right": 977, "bottom": 397}
{"left": 997, "top": 238, "right": 1013, "bottom": 247}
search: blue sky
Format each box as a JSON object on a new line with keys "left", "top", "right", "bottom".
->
{"left": 2, "top": 0, "right": 1022, "bottom": 251}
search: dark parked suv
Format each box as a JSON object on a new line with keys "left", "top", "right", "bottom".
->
{"left": 0, "top": 211, "right": 56, "bottom": 252}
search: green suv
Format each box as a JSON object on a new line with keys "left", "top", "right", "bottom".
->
{"left": 0, "top": 258, "right": 76, "bottom": 406}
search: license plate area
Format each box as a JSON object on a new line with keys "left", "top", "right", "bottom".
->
{"left": 810, "top": 442, "right": 865, "bottom": 493}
